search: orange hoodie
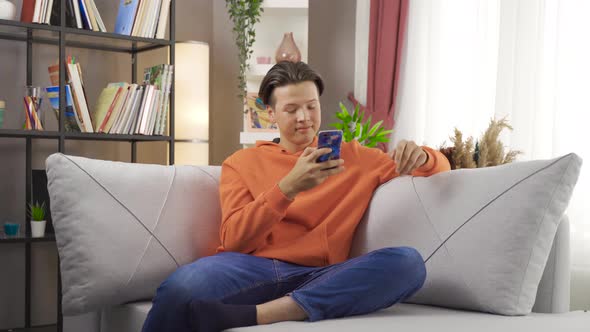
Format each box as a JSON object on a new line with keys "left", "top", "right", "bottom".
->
{"left": 217, "top": 138, "right": 451, "bottom": 267}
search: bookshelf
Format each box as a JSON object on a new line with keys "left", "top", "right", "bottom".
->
{"left": 0, "top": 1, "right": 176, "bottom": 331}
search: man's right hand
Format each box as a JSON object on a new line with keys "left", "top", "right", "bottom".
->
{"left": 278, "top": 147, "right": 345, "bottom": 200}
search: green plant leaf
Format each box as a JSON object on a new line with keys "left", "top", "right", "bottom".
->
{"left": 335, "top": 112, "right": 347, "bottom": 121}
{"left": 355, "top": 123, "right": 362, "bottom": 138}
{"left": 329, "top": 122, "right": 343, "bottom": 130}
{"left": 339, "top": 102, "right": 350, "bottom": 117}
{"left": 368, "top": 121, "right": 383, "bottom": 136}
{"left": 376, "top": 129, "right": 393, "bottom": 137}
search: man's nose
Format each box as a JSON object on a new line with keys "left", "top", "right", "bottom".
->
{"left": 296, "top": 109, "right": 309, "bottom": 121}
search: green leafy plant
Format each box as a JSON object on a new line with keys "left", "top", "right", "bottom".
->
{"left": 225, "top": 0, "right": 264, "bottom": 101}
{"left": 329, "top": 102, "right": 393, "bottom": 147}
{"left": 28, "top": 201, "right": 46, "bottom": 222}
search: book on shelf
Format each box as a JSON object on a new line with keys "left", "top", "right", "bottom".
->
{"left": 20, "top": 0, "right": 106, "bottom": 31}
{"left": 115, "top": 0, "right": 171, "bottom": 39}
{"left": 142, "top": 63, "right": 173, "bottom": 135}
{"left": 41, "top": 59, "right": 173, "bottom": 136}
{"left": 46, "top": 85, "right": 82, "bottom": 132}
{"left": 65, "top": 56, "right": 94, "bottom": 132}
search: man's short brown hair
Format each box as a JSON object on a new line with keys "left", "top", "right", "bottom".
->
{"left": 258, "top": 61, "right": 324, "bottom": 108}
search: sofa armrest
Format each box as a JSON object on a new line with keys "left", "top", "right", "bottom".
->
{"left": 533, "top": 215, "right": 571, "bottom": 313}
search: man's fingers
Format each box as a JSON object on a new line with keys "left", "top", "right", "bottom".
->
{"left": 301, "top": 147, "right": 316, "bottom": 157}
{"left": 318, "top": 159, "right": 343, "bottom": 171}
{"left": 320, "top": 165, "right": 345, "bottom": 177}
{"left": 310, "top": 147, "right": 332, "bottom": 160}
{"left": 403, "top": 148, "right": 424, "bottom": 174}
{"left": 394, "top": 141, "right": 406, "bottom": 171}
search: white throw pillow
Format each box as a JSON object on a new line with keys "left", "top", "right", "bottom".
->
{"left": 350, "top": 153, "right": 582, "bottom": 315}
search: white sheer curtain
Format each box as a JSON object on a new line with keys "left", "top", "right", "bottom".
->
{"left": 393, "top": 0, "right": 590, "bottom": 309}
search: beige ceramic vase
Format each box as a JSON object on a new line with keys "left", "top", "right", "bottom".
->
{"left": 275, "top": 32, "right": 302, "bottom": 63}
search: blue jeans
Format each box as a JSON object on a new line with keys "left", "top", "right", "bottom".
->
{"left": 142, "top": 246, "right": 426, "bottom": 331}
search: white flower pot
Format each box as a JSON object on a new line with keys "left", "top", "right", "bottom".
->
{"left": 31, "top": 220, "right": 46, "bottom": 238}
{"left": 0, "top": 1, "right": 17, "bottom": 20}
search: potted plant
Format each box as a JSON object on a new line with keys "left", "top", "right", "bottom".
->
{"left": 28, "top": 201, "right": 47, "bottom": 238}
{"left": 329, "top": 102, "right": 393, "bottom": 147}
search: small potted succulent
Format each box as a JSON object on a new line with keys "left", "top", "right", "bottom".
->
{"left": 28, "top": 201, "right": 47, "bottom": 238}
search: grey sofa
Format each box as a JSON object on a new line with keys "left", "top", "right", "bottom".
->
{"left": 45, "top": 153, "right": 589, "bottom": 332}
{"left": 64, "top": 219, "right": 588, "bottom": 332}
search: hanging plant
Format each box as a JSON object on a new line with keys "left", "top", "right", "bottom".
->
{"left": 225, "top": 0, "right": 264, "bottom": 101}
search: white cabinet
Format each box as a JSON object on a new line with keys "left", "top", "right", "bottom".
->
{"left": 240, "top": 0, "right": 309, "bottom": 145}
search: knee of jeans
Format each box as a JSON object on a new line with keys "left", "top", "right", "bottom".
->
{"left": 154, "top": 265, "right": 210, "bottom": 305}
{"left": 375, "top": 247, "right": 426, "bottom": 286}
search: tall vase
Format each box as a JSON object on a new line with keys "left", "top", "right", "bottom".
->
{"left": 275, "top": 32, "right": 302, "bottom": 63}
{"left": 0, "top": 0, "right": 17, "bottom": 20}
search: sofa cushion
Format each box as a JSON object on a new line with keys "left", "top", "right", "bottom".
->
{"left": 46, "top": 153, "right": 222, "bottom": 315}
{"left": 99, "top": 302, "right": 590, "bottom": 332}
{"left": 350, "top": 153, "right": 582, "bottom": 315}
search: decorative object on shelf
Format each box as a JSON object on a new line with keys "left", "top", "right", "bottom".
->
{"left": 275, "top": 32, "right": 302, "bottom": 63}
{"left": 28, "top": 201, "right": 47, "bottom": 238}
{"left": 244, "top": 92, "right": 277, "bottom": 132}
{"left": 23, "top": 85, "right": 44, "bottom": 130}
{"left": 0, "top": 99, "right": 5, "bottom": 128}
{"left": 256, "top": 56, "right": 271, "bottom": 64}
{"left": 329, "top": 102, "right": 393, "bottom": 148}
{"left": 3, "top": 222, "right": 20, "bottom": 237}
{"left": 225, "top": 0, "right": 265, "bottom": 100}
{"left": 438, "top": 117, "right": 522, "bottom": 170}
{"left": 0, "top": 0, "right": 17, "bottom": 20}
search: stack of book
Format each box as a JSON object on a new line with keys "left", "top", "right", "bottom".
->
{"left": 115, "top": 0, "right": 171, "bottom": 39}
{"left": 20, "top": 0, "right": 106, "bottom": 32}
{"left": 93, "top": 64, "right": 173, "bottom": 135}
{"left": 46, "top": 59, "right": 173, "bottom": 135}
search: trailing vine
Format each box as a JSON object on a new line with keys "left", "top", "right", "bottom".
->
{"left": 225, "top": 0, "right": 264, "bottom": 101}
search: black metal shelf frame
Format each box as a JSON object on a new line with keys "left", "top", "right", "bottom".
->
{"left": 0, "top": 1, "right": 176, "bottom": 331}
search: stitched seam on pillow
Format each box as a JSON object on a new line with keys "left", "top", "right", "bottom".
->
{"left": 411, "top": 177, "right": 496, "bottom": 313}
{"left": 515, "top": 157, "right": 574, "bottom": 310}
{"left": 195, "top": 167, "right": 220, "bottom": 185}
{"left": 125, "top": 166, "right": 178, "bottom": 287}
{"left": 440, "top": 243, "right": 493, "bottom": 313}
{"left": 411, "top": 177, "right": 445, "bottom": 255}
{"left": 62, "top": 155, "right": 180, "bottom": 267}
{"left": 422, "top": 155, "right": 568, "bottom": 264}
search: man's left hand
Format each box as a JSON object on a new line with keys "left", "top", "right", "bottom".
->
{"left": 389, "top": 140, "right": 428, "bottom": 175}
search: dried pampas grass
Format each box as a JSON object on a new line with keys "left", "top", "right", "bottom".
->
{"left": 440, "top": 117, "right": 521, "bottom": 169}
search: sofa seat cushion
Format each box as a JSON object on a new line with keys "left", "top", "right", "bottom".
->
{"left": 100, "top": 302, "right": 590, "bottom": 332}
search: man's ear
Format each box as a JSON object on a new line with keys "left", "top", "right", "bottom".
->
{"left": 267, "top": 106, "right": 276, "bottom": 123}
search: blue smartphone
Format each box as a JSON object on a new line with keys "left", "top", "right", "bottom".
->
{"left": 316, "top": 130, "right": 343, "bottom": 163}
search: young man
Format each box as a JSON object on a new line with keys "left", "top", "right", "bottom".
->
{"left": 142, "top": 62, "right": 450, "bottom": 332}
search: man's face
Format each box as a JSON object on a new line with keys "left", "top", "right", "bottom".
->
{"left": 269, "top": 81, "right": 321, "bottom": 150}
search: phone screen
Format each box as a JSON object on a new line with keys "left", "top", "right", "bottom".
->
{"left": 316, "top": 130, "right": 343, "bottom": 163}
